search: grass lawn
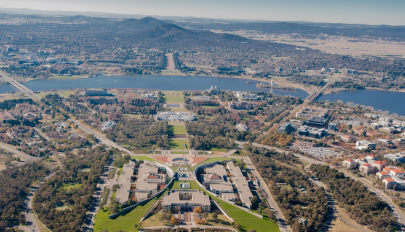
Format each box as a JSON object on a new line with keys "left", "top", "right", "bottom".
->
{"left": 93, "top": 198, "right": 157, "bottom": 232}
{"left": 162, "top": 92, "right": 184, "bottom": 103}
{"left": 60, "top": 183, "right": 83, "bottom": 191}
{"left": 169, "top": 139, "right": 189, "bottom": 150}
{"left": 168, "top": 125, "right": 186, "bottom": 136}
{"left": 132, "top": 156, "right": 163, "bottom": 164}
{"left": 209, "top": 147, "right": 230, "bottom": 152}
{"left": 142, "top": 212, "right": 174, "bottom": 228}
{"left": 171, "top": 180, "right": 203, "bottom": 190}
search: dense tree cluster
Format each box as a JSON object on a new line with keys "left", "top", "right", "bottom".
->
{"left": 106, "top": 118, "right": 169, "bottom": 151}
{"left": 0, "top": 98, "right": 34, "bottom": 110}
{"left": 33, "top": 146, "right": 110, "bottom": 232}
{"left": 246, "top": 147, "right": 328, "bottom": 232}
{"left": 0, "top": 163, "right": 49, "bottom": 228}
{"left": 311, "top": 165, "right": 396, "bottom": 231}
{"left": 121, "top": 98, "right": 160, "bottom": 115}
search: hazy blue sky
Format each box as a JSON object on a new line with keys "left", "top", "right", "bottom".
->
{"left": 3, "top": 0, "right": 405, "bottom": 25}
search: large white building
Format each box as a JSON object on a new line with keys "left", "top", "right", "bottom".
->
{"left": 157, "top": 112, "right": 196, "bottom": 122}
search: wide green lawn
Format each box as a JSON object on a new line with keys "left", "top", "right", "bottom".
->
{"left": 163, "top": 92, "right": 184, "bottom": 103}
{"left": 209, "top": 147, "right": 230, "bottom": 152}
{"left": 169, "top": 139, "right": 189, "bottom": 150}
{"left": 93, "top": 198, "right": 157, "bottom": 232}
{"left": 60, "top": 183, "right": 83, "bottom": 191}
{"left": 171, "top": 180, "right": 202, "bottom": 190}
{"left": 168, "top": 125, "right": 186, "bottom": 136}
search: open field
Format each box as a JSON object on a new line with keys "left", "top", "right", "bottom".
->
{"left": 162, "top": 91, "right": 184, "bottom": 103}
{"left": 168, "top": 139, "right": 189, "bottom": 150}
{"left": 334, "top": 205, "right": 372, "bottom": 232}
{"left": 168, "top": 125, "right": 186, "bottom": 136}
{"left": 167, "top": 106, "right": 190, "bottom": 112}
{"left": 93, "top": 197, "right": 157, "bottom": 232}
{"left": 60, "top": 183, "right": 83, "bottom": 191}
{"left": 38, "top": 90, "right": 75, "bottom": 98}
{"left": 217, "top": 30, "right": 405, "bottom": 57}
{"left": 330, "top": 217, "right": 363, "bottom": 232}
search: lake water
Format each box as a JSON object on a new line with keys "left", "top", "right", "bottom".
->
{"left": 316, "top": 89, "right": 405, "bottom": 116}
{"left": 2, "top": 75, "right": 309, "bottom": 98}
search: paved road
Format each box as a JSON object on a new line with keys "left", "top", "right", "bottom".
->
{"left": 70, "top": 118, "right": 136, "bottom": 156}
{"left": 24, "top": 171, "right": 59, "bottom": 232}
{"left": 0, "top": 142, "right": 41, "bottom": 163}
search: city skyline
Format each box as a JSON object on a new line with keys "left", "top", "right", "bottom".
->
{"left": 2, "top": 0, "right": 405, "bottom": 25}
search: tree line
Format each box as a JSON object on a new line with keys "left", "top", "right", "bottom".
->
{"left": 33, "top": 146, "right": 110, "bottom": 232}
{"left": 247, "top": 145, "right": 328, "bottom": 232}
{"left": 0, "top": 163, "right": 49, "bottom": 230}
{"left": 310, "top": 164, "right": 396, "bottom": 231}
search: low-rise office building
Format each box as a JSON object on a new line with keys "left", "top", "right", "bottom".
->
{"left": 115, "top": 162, "right": 135, "bottom": 205}
{"left": 384, "top": 153, "right": 405, "bottom": 163}
{"left": 304, "top": 117, "right": 328, "bottom": 128}
{"left": 342, "top": 159, "right": 358, "bottom": 169}
{"left": 227, "top": 162, "right": 253, "bottom": 209}
{"left": 84, "top": 88, "right": 109, "bottom": 96}
{"left": 297, "top": 126, "right": 328, "bottom": 139}
{"left": 296, "top": 107, "right": 328, "bottom": 119}
{"left": 355, "top": 140, "right": 377, "bottom": 150}
{"left": 277, "top": 123, "right": 296, "bottom": 134}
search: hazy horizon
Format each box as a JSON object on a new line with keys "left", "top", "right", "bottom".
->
{"left": 1, "top": 0, "right": 405, "bottom": 26}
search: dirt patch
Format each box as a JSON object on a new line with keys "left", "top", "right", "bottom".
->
{"left": 153, "top": 157, "right": 170, "bottom": 163}
{"left": 191, "top": 157, "right": 208, "bottom": 164}
{"left": 330, "top": 217, "right": 363, "bottom": 232}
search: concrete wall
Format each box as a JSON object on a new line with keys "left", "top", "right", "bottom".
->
{"left": 140, "top": 200, "right": 162, "bottom": 222}
{"left": 211, "top": 200, "right": 234, "bottom": 222}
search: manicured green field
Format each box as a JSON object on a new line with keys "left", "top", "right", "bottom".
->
{"left": 168, "top": 139, "right": 189, "bottom": 150}
{"left": 171, "top": 180, "right": 202, "bottom": 190}
{"left": 209, "top": 147, "right": 230, "bottom": 152}
{"left": 162, "top": 92, "right": 184, "bottom": 103}
{"left": 93, "top": 198, "right": 156, "bottom": 232}
{"left": 168, "top": 125, "right": 186, "bottom": 135}
{"left": 60, "top": 183, "right": 83, "bottom": 191}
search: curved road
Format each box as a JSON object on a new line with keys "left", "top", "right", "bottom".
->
{"left": 0, "top": 142, "right": 41, "bottom": 163}
{"left": 23, "top": 171, "right": 59, "bottom": 232}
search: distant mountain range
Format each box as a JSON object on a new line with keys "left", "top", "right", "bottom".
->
{"left": 1, "top": 8, "right": 404, "bottom": 40}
